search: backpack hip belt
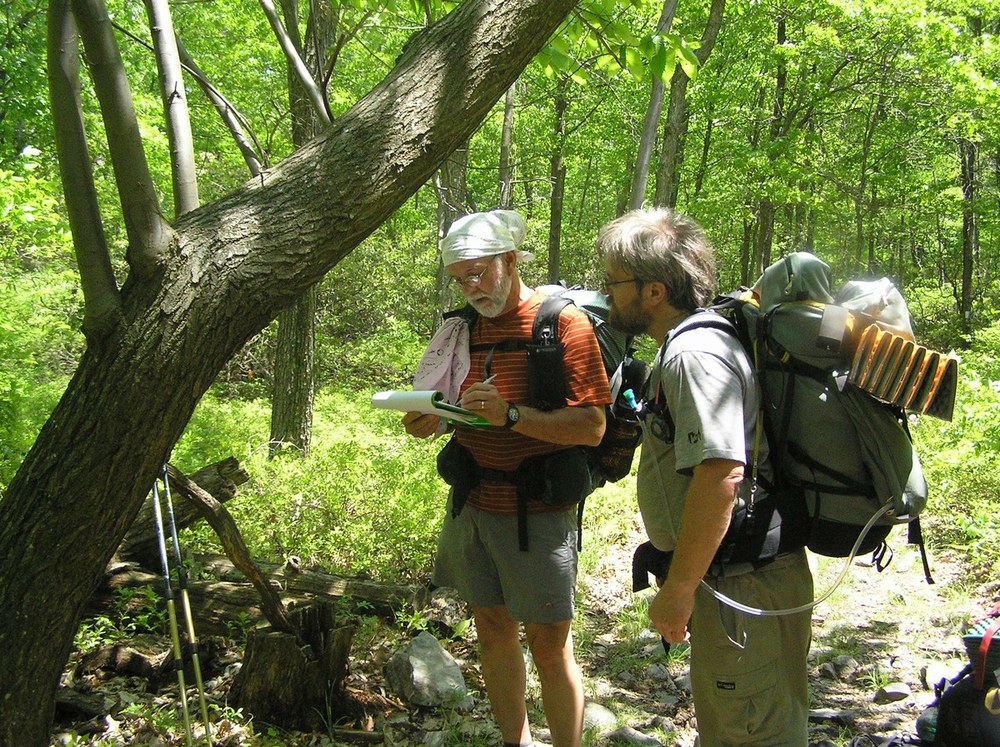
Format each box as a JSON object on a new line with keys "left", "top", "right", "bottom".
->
{"left": 437, "top": 436, "right": 590, "bottom": 551}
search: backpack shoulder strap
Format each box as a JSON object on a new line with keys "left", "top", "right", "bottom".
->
{"left": 443, "top": 304, "right": 479, "bottom": 326}
{"left": 533, "top": 294, "right": 573, "bottom": 345}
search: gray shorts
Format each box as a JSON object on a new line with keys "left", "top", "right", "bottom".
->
{"left": 432, "top": 498, "right": 579, "bottom": 624}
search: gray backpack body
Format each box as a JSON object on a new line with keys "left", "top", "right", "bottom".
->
{"left": 666, "top": 252, "right": 930, "bottom": 567}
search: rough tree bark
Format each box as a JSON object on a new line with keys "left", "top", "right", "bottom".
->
{"left": 0, "top": 1, "right": 577, "bottom": 742}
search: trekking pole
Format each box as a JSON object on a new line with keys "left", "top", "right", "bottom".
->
{"left": 152, "top": 478, "right": 194, "bottom": 746}
{"left": 162, "top": 466, "right": 213, "bottom": 746}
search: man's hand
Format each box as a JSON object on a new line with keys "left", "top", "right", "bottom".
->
{"left": 402, "top": 411, "right": 443, "bottom": 438}
{"left": 648, "top": 581, "right": 694, "bottom": 644}
{"left": 647, "top": 459, "right": 744, "bottom": 644}
{"left": 460, "top": 381, "right": 503, "bottom": 426}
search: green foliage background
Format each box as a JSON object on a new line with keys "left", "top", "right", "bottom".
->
{"left": 2, "top": 0, "right": 999, "bottom": 583}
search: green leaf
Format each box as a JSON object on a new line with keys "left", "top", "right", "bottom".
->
{"left": 624, "top": 46, "right": 644, "bottom": 79}
{"left": 678, "top": 43, "right": 700, "bottom": 79}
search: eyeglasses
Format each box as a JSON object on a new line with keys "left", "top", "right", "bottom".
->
{"left": 602, "top": 276, "right": 641, "bottom": 291}
{"left": 449, "top": 260, "right": 496, "bottom": 290}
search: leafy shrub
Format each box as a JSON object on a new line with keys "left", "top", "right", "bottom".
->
{"left": 912, "top": 321, "right": 1000, "bottom": 575}
{"left": 175, "top": 387, "right": 444, "bottom": 582}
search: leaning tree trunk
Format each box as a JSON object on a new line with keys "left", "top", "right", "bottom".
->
{"left": 0, "top": 2, "right": 577, "bottom": 742}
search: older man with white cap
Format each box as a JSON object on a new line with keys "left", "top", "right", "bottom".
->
{"left": 403, "top": 210, "right": 611, "bottom": 747}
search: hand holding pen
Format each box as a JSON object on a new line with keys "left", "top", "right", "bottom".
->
{"left": 461, "top": 373, "right": 500, "bottom": 422}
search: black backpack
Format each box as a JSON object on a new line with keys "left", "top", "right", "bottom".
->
{"left": 438, "top": 286, "right": 649, "bottom": 550}
{"left": 926, "top": 603, "right": 1000, "bottom": 746}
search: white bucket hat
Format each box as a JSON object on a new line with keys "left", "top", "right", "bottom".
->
{"left": 441, "top": 210, "right": 534, "bottom": 266}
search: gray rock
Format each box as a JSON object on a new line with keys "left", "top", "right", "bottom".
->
{"left": 421, "top": 731, "right": 449, "bottom": 747}
{"left": 646, "top": 662, "right": 670, "bottom": 680}
{"left": 673, "top": 672, "right": 692, "bottom": 693}
{"left": 832, "top": 655, "right": 861, "bottom": 680}
{"left": 818, "top": 661, "right": 839, "bottom": 680}
{"left": 607, "top": 725, "right": 665, "bottom": 746}
{"left": 383, "top": 631, "right": 473, "bottom": 710}
{"left": 583, "top": 700, "right": 618, "bottom": 733}
{"left": 874, "top": 681, "right": 911, "bottom": 704}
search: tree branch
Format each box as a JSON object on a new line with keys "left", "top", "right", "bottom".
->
{"left": 113, "top": 18, "right": 268, "bottom": 175}
{"left": 46, "top": 0, "right": 121, "bottom": 340}
{"left": 175, "top": 36, "right": 267, "bottom": 175}
{"left": 144, "top": 0, "right": 199, "bottom": 216}
{"left": 164, "top": 464, "right": 297, "bottom": 637}
{"left": 69, "top": 0, "right": 172, "bottom": 278}
{"left": 258, "top": 0, "right": 332, "bottom": 125}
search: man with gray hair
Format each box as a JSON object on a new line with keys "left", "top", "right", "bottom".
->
{"left": 597, "top": 207, "right": 814, "bottom": 746}
{"left": 403, "top": 209, "right": 611, "bottom": 747}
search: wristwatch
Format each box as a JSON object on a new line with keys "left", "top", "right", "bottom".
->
{"left": 504, "top": 404, "right": 520, "bottom": 429}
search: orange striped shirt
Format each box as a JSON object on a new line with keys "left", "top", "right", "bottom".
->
{"left": 456, "top": 291, "right": 612, "bottom": 514}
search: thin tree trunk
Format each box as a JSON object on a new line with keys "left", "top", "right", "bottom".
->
{"left": 547, "top": 82, "right": 567, "bottom": 283}
{"left": 47, "top": 0, "right": 121, "bottom": 338}
{"left": 628, "top": 0, "right": 678, "bottom": 209}
{"left": 498, "top": 82, "right": 516, "bottom": 209}
{"left": 268, "top": 0, "right": 330, "bottom": 457}
{"left": 959, "top": 137, "right": 977, "bottom": 337}
{"left": 753, "top": 12, "right": 786, "bottom": 274}
{"left": 69, "top": 0, "right": 172, "bottom": 277}
{"left": 652, "top": 0, "right": 725, "bottom": 208}
{"left": 432, "top": 144, "right": 470, "bottom": 328}
{"left": 692, "top": 100, "right": 713, "bottom": 200}
{"left": 144, "top": 0, "right": 198, "bottom": 216}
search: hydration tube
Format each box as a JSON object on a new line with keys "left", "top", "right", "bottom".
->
{"left": 698, "top": 501, "right": 892, "bottom": 617}
{"left": 634, "top": 394, "right": 891, "bottom": 618}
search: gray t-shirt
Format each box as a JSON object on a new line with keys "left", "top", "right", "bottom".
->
{"left": 636, "top": 312, "right": 772, "bottom": 552}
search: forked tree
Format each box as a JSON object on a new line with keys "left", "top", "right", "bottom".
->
{"left": 0, "top": 0, "right": 577, "bottom": 741}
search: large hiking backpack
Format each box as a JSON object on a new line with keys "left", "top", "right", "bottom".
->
{"left": 534, "top": 285, "right": 651, "bottom": 485}
{"left": 449, "top": 284, "right": 649, "bottom": 485}
{"left": 660, "top": 252, "right": 931, "bottom": 569}
{"left": 438, "top": 285, "right": 649, "bottom": 550}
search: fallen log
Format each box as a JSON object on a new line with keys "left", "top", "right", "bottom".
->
{"left": 100, "top": 556, "right": 427, "bottom": 638}
{"left": 118, "top": 457, "right": 248, "bottom": 567}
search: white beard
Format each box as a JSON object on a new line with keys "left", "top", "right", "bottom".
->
{"left": 469, "top": 263, "right": 513, "bottom": 318}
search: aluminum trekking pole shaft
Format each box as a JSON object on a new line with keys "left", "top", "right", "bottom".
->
{"left": 162, "top": 467, "right": 213, "bottom": 745}
{"left": 152, "top": 480, "right": 194, "bottom": 746}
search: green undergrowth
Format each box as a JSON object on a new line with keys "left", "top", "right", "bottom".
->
{"left": 172, "top": 387, "right": 444, "bottom": 583}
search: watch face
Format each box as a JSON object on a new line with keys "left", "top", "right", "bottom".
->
{"left": 507, "top": 405, "right": 520, "bottom": 425}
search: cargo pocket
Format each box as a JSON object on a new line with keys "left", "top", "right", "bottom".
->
{"left": 707, "top": 658, "right": 780, "bottom": 743}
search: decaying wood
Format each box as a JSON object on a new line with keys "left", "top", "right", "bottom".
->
{"left": 118, "top": 457, "right": 248, "bottom": 566}
{"left": 101, "top": 556, "right": 427, "bottom": 638}
{"left": 163, "top": 463, "right": 296, "bottom": 636}
{"left": 229, "top": 601, "right": 363, "bottom": 732}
